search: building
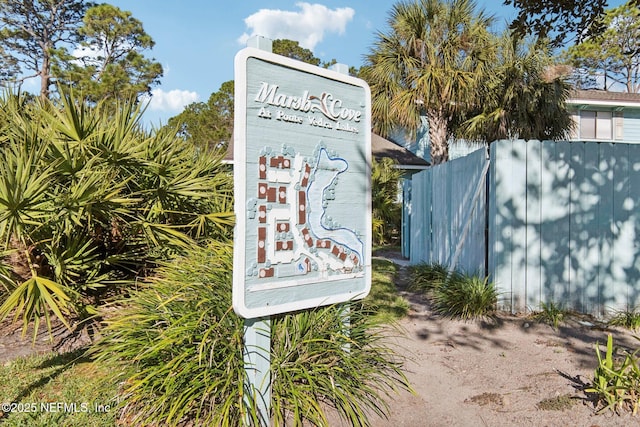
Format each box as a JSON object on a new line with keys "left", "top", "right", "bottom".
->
{"left": 567, "top": 89, "right": 640, "bottom": 143}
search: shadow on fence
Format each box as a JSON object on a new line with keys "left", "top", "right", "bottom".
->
{"left": 409, "top": 139, "right": 640, "bottom": 317}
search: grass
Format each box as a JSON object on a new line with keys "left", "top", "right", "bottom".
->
{"left": 372, "top": 245, "right": 402, "bottom": 255}
{"left": 0, "top": 252, "right": 409, "bottom": 426}
{"left": 531, "top": 301, "right": 571, "bottom": 330}
{"left": 536, "top": 394, "right": 576, "bottom": 411}
{"left": 608, "top": 308, "right": 640, "bottom": 331}
{"left": 432, "top": 272, "right": 497, "bottom": 319}
{"left": 0, "top": 349, "right": 117, "bottom": 426}
{"left": 365, "top": 258, "right": 410, "bottom": 322}
{"left": 408, "top": 262, "right": 448, "bottom": 294}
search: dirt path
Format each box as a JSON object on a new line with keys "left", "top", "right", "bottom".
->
{"left": 365, "top": 256, "right": 639, "bottom": 427}
{"left": 0, "top": 318, "right": 93, "bottom": 364}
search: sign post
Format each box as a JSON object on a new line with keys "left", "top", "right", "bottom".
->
{"left": 242, "top": 317, "right": 270, "bottom": 425}
{"left": 233, "top": 36, "right": 371, "bottom": 425}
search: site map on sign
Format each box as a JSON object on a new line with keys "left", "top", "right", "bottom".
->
{"left": 246, "top": 142, "right": 365, "bottom": 290}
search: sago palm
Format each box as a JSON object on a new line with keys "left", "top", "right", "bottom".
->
{"left": 0, "top": 90, "right": 234, "bottom": 340}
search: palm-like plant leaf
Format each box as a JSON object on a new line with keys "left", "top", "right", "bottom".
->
{"left": 42, "top": 89, "right": 99, "bottom": 145}
{"left": 44, "top": 232, "right": 106, "bottom": 290}
{"left": 0, "top": 140, "right": 56, "bottom": 245}
{"left": 460, "top": 34, "right": 572, "bottom": 142}
{"left": 0, "top": 273, "right": 74, "bottom": 342}
{"left": 0, "top": 88, "right": 234, "bottom": 339}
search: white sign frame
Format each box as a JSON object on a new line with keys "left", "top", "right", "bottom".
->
{"left": 233, "top": 47, "right": 372, "bottom": 319}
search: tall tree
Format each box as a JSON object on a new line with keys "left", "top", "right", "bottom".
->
{"left": 0, "top": 0, "right": 91, "bottom": 99}
{"left": 167, "top": 80, "right": 234, "bottom": 150}
{"left": 563, "top": 1, "right": 640, "bottom": 93}
{"left": 363, "top": 0, "right": 495, "bottom": 164}
{"left": 462, "top": 34, "right": 573, "bottom": 142}
{"left": 167, "top": 39, "right": 326, "bottom": 149}
{"left": 272, "top": 39, "right": 321, "bottom": 66}
{"left": 0, "top": 45, "right": 19, "bottom": 83}
{"left": 53, "top": 3, "right": 162, "bottom": 102}
{"left": 272, "top": 38, "right": 358, "bottom": 73}
{"left": 505, "top": 0, "right": 640, "bottom": 48}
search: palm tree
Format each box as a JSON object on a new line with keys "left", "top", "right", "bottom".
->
{"left": 363, "top": 0, "right": 495, "bottom": 164}
{"left": 462, "top": 34, "right": 573, "bottom": 142}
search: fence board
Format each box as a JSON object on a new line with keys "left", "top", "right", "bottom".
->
{"left": 630, "top": 147, "right": 640, "bottom": 308}
{"left": 410, "top": 148, "right": 487, "bottom": 275}
{"left": 568, "top": 142, "right": 586, "bottom": 311}
{"left": 556, "top": 142, "right": 573, "bottom": 302}
{"left": 582, "top": 143, "right": 601, "bottom": 314}
{"left": 432, "top": 165, "right": 449, "bottom": 263}
{"left": 460, "top": 152, "right": 488, "bottom": 274}
{"left": 612, "top": 143, "right": 631, "bottom": 310}
{"left": 538, "top": 141, "right": 558, "bottom": 307}
{"left": 488, "top": 143, "right": 498, "bottom": 288}
{"left": 598, "top": 143, "right": 616, "bottom": 311}
{"left": 511, "top": 140, "right": 529, "bottom": 310}
{"left": 410, "top": 171, "right": 427, "bottom": 262}
{"left": 490, "top": 141, "right": 514, "bottom": 307}
{"left": 525, "top": 141, "right": 543, "bottom": 309}
{"left": 612, "top": 142, "right": 629, "bottom": 309}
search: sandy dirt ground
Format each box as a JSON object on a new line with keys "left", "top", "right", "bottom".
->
{"left": 2, "top": 257, "right": 640, "bottom": 427}
{"left": 357, "top": 257, "right": 640, "bottom": 427}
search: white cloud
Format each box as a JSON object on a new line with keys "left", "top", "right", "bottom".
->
{"left": 146, "top": 88, "right": 199, "bottom": 112}
{"left": 238, "top": 2, "right": 355, "bottom": 51}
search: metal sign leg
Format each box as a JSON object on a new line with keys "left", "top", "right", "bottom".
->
{"left": 243, "top": 317, "right": 271, "bottom": 426}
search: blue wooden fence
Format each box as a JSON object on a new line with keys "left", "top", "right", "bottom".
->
{"left": 409, "top": 148, "right": 487, "bottom": 275}
{"left": 488, "top": 139, "right": 640, "bottom": 315}
{"left": 409, "top": 139, "right": 640, "bottom": 316}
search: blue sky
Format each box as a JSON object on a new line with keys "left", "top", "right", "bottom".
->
{"left": 97, "top": 1, "right": 521, "bottom": 126}
{"left": 102, "top": 1, "right": 627, "bottom": 126}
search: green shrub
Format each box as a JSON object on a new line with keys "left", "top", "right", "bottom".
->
{"left": 409, "top": 262, "right": 448, "bottom": 293}
{"left": 371, "top": 158, "right": 402, "bottom": 246}
{"left": 92, "top": 241, "right": 412, "bottom": 427}
{"left": 91, "top": 240, "right": 244, "bottom": 426}
{"left": 409, "top": 264, "right": 497, "bottom": 320}
{"left": 432, "top": 272, "right": 497, "bottom": 320}
{"left": 271, "top": 304, "right": 411, "bottom": 426}
{"left": 586, "top": 334, "right": 640, "bottom": 415}
{"left": 0, "top": 91, "right": 234, "bottom": 339}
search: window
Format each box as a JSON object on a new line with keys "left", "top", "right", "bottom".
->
{"left": 579, "top": 110, "right": 613, "bottom": 140}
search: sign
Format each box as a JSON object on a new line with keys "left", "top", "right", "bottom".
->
{"left": 233, "top": 47, "right": 371, "bottom": 318}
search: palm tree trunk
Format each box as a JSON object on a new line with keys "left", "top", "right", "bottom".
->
{"left": 427, "top": 108, "right": 449, "bottom": 164}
